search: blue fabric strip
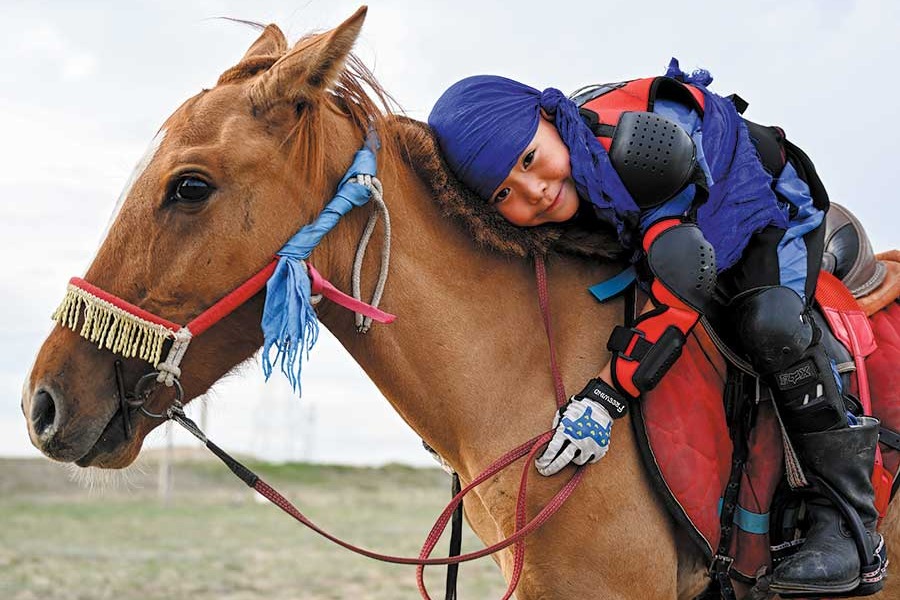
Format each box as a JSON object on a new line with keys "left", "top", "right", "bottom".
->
{"left": 261, "top": 130, "right": 380, "bottom": 393}
{"left": 718, "top": 498, "right": 770, "bottom": 534}
{"left": 588, "top": 266, "right": 637, "bottom": 303}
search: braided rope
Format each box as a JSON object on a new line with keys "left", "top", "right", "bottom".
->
{"left": 350, "top": 175, "right": 391, "bottom": 333}
{"left": 156, "top": 327, "right": 193, "bottom": 386}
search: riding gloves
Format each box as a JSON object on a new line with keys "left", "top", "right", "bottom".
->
{"left": 535, "top": 379, "right": 628, "bottom": 476}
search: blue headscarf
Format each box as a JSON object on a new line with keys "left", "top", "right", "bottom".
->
{"left": 428, "top": 75, "right": 639, "bottom": 244}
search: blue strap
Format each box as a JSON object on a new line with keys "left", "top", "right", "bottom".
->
{"left": 588, "top": 266, "right": 637, "bottom": 303}
{"left": 717, "top": 498, "right": 770, "bottom": 534}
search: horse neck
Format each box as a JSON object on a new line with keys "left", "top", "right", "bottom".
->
{"left": 313, "top": 129, "right": 625, "bottom": 479}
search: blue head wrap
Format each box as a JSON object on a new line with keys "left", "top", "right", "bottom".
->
{"left": 428, "top": 75, "right": 639, "bottom": 243}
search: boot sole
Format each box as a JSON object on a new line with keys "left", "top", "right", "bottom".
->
{"left": 768, "top": 577, "right": 860, "bottom": 598}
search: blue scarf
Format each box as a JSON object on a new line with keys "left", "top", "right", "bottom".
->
{"left": 428, "top": 75, "right": 640, "bottom": 245}
{"left": 261, "top": 131, "right": 380, "bottom": 392}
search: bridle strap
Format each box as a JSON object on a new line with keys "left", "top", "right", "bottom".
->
{"left": 184, "top": 260, "right": 278, "bottom": 336}
{"left": 535, "top": 255, "right": 569, "bottom": 409}
{"left": 65, "top": 256, "right": 395, "bottom": 386}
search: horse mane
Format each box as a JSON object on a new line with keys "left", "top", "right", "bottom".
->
{"left": 217, "top": 29, "right": 622, "bottom": 261}
{"left": 393, "top": 116, "right": 624, "bottom": 260}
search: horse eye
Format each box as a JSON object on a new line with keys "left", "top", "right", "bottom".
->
{"left": 170, "top": 176, "right": 213, "bottom": 204}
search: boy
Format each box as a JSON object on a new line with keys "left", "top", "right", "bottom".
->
{"left": 428, "top": 61, "right": 884, "bottom": 597}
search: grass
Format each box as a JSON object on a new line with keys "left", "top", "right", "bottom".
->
{"left": 0, "top": 455, "right": 509, "bottom": 600}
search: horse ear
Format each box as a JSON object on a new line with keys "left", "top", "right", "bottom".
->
{"left": 241, "top": 24, "right": 288, "bottom": 60}
{"left": 249, "top": 6, "right": 368, "bottom": 113}
{"left": 217, "top": 24, "right": 289, "bottom": 85}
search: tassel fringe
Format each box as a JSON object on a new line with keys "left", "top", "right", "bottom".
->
{"left": 52, "top": 284, "right": 175, "bottom": 367}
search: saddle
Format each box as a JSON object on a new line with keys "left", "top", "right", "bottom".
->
{"left": 636, "top": 204, "right": 900, "bottom": 581}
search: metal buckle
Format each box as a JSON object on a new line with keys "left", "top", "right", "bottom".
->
{"left": 708, "top": 554, "right": 734, "bottom": 576}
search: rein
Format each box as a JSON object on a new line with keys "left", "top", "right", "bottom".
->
{"left": 145, "top": 254, "right": 581, "bottom": 600}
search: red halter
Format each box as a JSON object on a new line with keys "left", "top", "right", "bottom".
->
{"left": 57, "top": 258, "right": 394, "bottom": 387}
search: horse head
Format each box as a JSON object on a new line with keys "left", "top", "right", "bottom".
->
{"left": 22, "top": 7, "right": 391, "bottom": 468}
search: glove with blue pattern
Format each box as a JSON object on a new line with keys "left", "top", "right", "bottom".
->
{"left": 535, "top": 378, "right": 628, "bottom": 477}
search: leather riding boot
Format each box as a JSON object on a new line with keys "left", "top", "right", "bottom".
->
{"left": 770, "top": 418, "right": 885, "bottom": 597}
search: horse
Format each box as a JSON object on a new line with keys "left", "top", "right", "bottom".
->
{"left": 20, "top": 7, "right": 899, "bottom": 599}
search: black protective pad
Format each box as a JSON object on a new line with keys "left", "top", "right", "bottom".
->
{"left": 732, "top": 286, "right": 814, "bottom": 374}
{"left": 647, "top": 223, "right": 717, "bottom": 312}
{"left": 608, "top": 111, "right": 697, "bottom": 209}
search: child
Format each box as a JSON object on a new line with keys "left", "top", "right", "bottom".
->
{"left": 428, "top": 60, "right": 884, "bottom": 597}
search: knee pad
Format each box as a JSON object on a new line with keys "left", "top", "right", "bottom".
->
{"left": 732, "top": 287, "right": 846, "bottom": 432}
{"left": 732, "top": 286, "right": 814, "bottom": 375}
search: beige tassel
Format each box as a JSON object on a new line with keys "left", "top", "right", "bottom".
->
{"left": 51, "top": 284, "right": 175, "bottom": 367}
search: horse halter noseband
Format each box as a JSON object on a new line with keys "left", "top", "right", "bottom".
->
{"left": 52, "top": 132, "right": 395, "bottom": 422}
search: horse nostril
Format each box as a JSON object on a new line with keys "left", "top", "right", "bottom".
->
{"left": 31, "top": 389, "right": 57, "bottom": 437}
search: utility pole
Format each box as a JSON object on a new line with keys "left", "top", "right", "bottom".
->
{"left": 158, "top": 422, "right": 173, "bottom": 505}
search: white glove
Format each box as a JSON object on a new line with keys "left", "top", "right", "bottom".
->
{"left": 535, "top": 396, "right": 614, "bottom": 476}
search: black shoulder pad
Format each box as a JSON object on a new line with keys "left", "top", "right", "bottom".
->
{"left": 608, "top": 111, "right": 697, "bottom": 210}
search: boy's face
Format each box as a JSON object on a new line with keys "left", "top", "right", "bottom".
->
{"left": 489, "top": 116, "right": 579, "bottom": 227}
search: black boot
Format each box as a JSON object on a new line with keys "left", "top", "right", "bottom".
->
{"left": 770, "top": 418, "right": 886, "bottom": 597}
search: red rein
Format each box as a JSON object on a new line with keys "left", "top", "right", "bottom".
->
{"left": 242, "top": 256, "right": 579, "bottom": 600}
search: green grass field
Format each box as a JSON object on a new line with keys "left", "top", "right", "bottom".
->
{"left": 0, "top": 454, "right": 508, "bottom": 599}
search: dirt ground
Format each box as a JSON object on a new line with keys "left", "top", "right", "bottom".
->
{"left": 0, "top": 454, "right": 508, "bottom": 600}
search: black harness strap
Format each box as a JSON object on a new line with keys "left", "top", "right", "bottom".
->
{"left": 879, "top": 425, "right": 900, "bottom": 502}
{"left": 445, "top": 473, "right": 463, "bottom": 600}
{"left": 695, "top": 367, "right": 754, "bottom": 600}
{"left": 878, "top": 425, "right": 900, "bottom": 452}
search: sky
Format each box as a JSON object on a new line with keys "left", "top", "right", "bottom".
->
{"left": 2, "top": 0, "right": 898, "bottom": 466}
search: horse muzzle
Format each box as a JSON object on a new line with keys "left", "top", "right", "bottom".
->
{"left": 22, "top": 329, "right": 163, "bottom": 467}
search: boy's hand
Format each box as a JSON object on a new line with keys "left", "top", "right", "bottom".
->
{"left": 535, "top": 378, "right": 628, "bottom": 476}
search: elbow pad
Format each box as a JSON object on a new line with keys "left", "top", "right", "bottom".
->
{"left": 607, "top": 218, "right": 716, "bottom": 397}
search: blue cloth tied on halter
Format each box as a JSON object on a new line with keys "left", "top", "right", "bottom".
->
{"left": 428, "top": 75, "right": 640, "bottom": 246}
{"left": 261, "top": 131, "right": 380, "bottom": 392}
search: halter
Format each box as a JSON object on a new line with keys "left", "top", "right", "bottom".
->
{"left": 52, "top": 130, "right": 395, "bottom": 397}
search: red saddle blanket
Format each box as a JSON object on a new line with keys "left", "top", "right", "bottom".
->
{"left": 637, "top": 277, "right": 900, "bottom": 580}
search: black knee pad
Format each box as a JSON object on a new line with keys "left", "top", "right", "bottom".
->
{"left": 732, "top": 286, "right": 814, "bottom": 374}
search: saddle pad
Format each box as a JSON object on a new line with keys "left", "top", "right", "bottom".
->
{"left": 635, "top": 287, "right": 900, "bottom": 580}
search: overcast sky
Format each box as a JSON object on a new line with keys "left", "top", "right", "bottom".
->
{"left": 3, "top": 0, "right": 898, "bottom": 466}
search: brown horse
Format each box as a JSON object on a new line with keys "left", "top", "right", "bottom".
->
{"left": 20, "top": 8, "right": 899, "bottom": 599}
